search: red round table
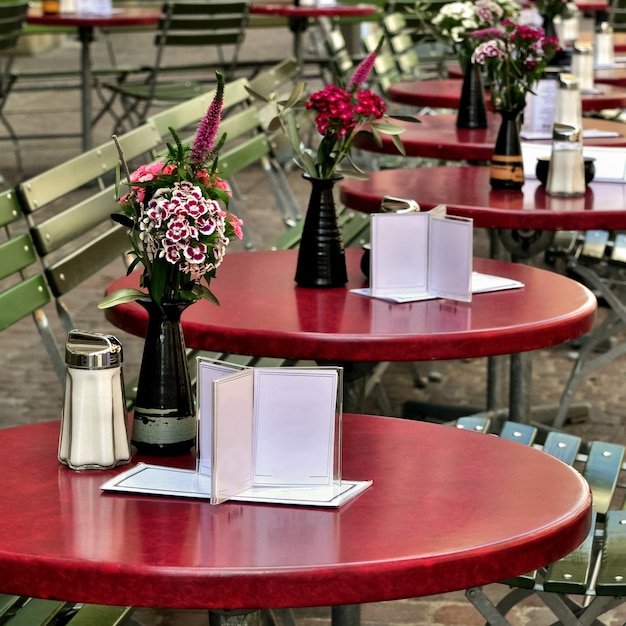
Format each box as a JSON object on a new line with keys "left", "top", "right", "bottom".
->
{"left": 105, "top": 249, "right": 595, "bottom": 363}
{"left": 249, "top": 3, "right": 377, "bottom": 72}
{"left": 0, "top": 417, "right": 591, "bottom": 613}
{"left": 388, "top": 78, "right": 626, "bottom": 112}
{"left": 105, "top": 249, "right": 596, "bottom": 422}
{"left": 354, "top": 114, "right": 626, "bottom": 161}
{"left": 339, "top": 165, "right": 626, "bottom": 232}
{"left": 27, "top": 7, "right": 162, "bottom": 151}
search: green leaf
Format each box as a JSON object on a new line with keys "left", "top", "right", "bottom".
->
{"left": 244, "top": 84, "right": 269, "bottom": 103}
{"left": 111, "top": 213, "right": 134, "bottom": 228}
{"left": 390, "top": 114, "right": 421, "bottom": 124}
{"left": 391, "top": 133, "right": 406, "bottom": 156}
{"left": 371, "top": 121, "right": 406, "bottom": 135}
{"left": 285, "top": 82, "right": 306, "bottom": 109}
{"left": 97, "top": 288, "right": 147, "bottom": 309}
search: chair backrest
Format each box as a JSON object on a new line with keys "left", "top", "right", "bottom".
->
{"left": 0, "top": 1, "right": 27, "bottom": 49}
{"left": 153, "top": 0, "right": 251, "bottom": 79}
{"left": 324, "top": 28, "right": 355, "bottom": 86}
{"left": 608, "top": 0, "right": 626, "bottom": 31}
{"left": 381, "top": 12, "right": 420, "bottom": 79}
{"left": 0, "top": 188, "right": 64, "bottom": 379}
{"left": 16, "top": 122, "right": 163, "bottom": 333}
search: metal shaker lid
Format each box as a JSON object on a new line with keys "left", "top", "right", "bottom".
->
{"left": 65, "top": 330, "right": 123, "bottom": 369}
{"left": 597, "top": 21, "right": 613, "bottom": 33}
{"left": 553, "top": 123, "right": 582, "bottom": 142}
{"left": 558, "top": 73, "right": 579, "bottom": 90}
{"left": 573, "top": 43, "right": 593, "bottom": 55}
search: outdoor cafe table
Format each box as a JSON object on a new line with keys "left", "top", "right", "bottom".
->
{"left": 387, "top": 78, "right": 626, "bottom": 112}
{"left": 105, "top": 248, "right": 596, "bottom": 422}
{"left": 26, "top": 7, "right": 162, "bottom": 152}
{"left": 354, "top": 113, "right": 626, "bottom": 162}
{"left": 339, "top": 165, "right": 626, "bottom": 232}
{"left": 0, "top": 417, "right": 591, "bottom": 623}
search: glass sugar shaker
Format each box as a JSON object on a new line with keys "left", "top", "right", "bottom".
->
{"left": 595, "top": 22, "right": 615, "bottom": 67}
{"left": 59, "top": 330, "right": 131, "bottom": 470}
{"left": 571, "top": 43, "right": 594, "bottom": 92}
{"left": 553, "top": 73, "right": 583, "bottom": 131}
{"left": 546, "top": 123, "right": 586, "bottom": 197}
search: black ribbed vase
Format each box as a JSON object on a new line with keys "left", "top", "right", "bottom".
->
{"left": 490, "top": 109, "right": 525, "bottom": 191}
{"left": 456, "top": 61, "right": 488, "bottom": 129}
{"left": 295, "top": 174, "right": 348, "bottom": 288}
{"left": 131, "top": 299, "right": 196, "bottom": 455}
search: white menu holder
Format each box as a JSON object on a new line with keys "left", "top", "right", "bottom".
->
{"left": 522, "top": 79, "right": 559, "bottom": 138}
{"left": 101, "top": 359, "right": 371, "bottom": 508}
{"left": 352, "top": 204, "right": 523, "bottom": 303}
{"left": 75, "top": 0, "right": 112, "bottom": 14}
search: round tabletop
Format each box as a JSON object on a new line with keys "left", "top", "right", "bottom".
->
{"left": 0, "top": 418, "right": 591, "bottom": 608}
{"left": 355, "top": 114, "right": 626, "bottom": 161}
{"left": 387, "top": 78, "right": 626, "bottom": 112}
{"left": 340, "top": 166, "right": 626, "bottom": 231}
{"left": 27, "top": 6, "right": 162, "bottom": 28}
{"left": 248, "top": 2, "right": 377, "bottom": 17}
{"left": 104, "top": 249, "right": 596, "bottom": 362}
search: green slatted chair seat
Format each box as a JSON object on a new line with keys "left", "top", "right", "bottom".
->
{"left": 463, "top": 421, "right": 626, "bottom": 626}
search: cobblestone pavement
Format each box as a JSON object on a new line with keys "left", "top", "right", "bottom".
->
{"left": 1, "top": 20, "right": 626, "bottom": 626}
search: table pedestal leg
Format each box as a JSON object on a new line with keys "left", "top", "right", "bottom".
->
{"left": 209, "top": 609, "right": 261, "bottom": 626}
{"left": 509, "top": 352, "right": 531, "bottom": 423}
{"left": 77, "top": 25, "right": 94, "bottom": 152}
{"left": 332, "top": 604, "right": 361, "bottom": 626}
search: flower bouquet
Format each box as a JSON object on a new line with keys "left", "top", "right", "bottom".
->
{"left": 248, "top": 38, "right": 417, "bottom": 288}
{"left": 471, "top": 20, "right": 559, "bottom": 189}
{"left": 418, "top": 0, "right": 520, "bottom": 129}
{"left": 99, "top": 71, "right": 244, "bottom": 455}
{"left": 99, "top": 72, "right": 243, "bottom": 310}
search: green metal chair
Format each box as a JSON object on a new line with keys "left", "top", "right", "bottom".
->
{"left": 100, "top": 0, "right": 251, "bottom": 133}
{"left": 16, "top": 122, "right": 162, "bottom": 335}
{"left": 459, "top": 416, "right": 626, "bottom": 626}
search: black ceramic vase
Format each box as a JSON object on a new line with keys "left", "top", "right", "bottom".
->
{"left": 490, "top": 109, "right": 524, "bottom": 191}
{"left": 295, "top": 174, "right": 348, "bottom": 288}
{"left": 456, "top": 61, "right": 488, "bottom": 129}
{"left": 131, "top": 299, "right": 196, "bottom": 455}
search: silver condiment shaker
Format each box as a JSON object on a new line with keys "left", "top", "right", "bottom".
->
{"left": 546, "top": 123, "right": 586, "bottom": 197}
{"left": 553, "top": 73, "right": 583, "bottom": 131}
{"left": 595, "top": 22, "right": 615, "bottom": 67}
{"left": 59, "top": 330, "right": 131, "bottom": 470}
{"left": 571, "top": 43, "right": 595, "bottom": 91}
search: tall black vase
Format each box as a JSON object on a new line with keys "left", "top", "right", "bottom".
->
{"left": 295, "top": 174, "right": 348, "bottom": 288}
{"left": 132, "top": 299, "right": 196, "bottom": 455}
{"left": 456, "top": 61, "right": 488, "bottom": 129}
{"left": 490, "top": 109, "right": 524, "bottom": 191}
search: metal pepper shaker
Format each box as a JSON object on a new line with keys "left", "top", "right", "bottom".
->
{"left": 546, "top": 123, "right": 586, "bottom": 197}
{"left": 553, "top": 73, "right": 583, "bottom": 131}
{"left": 595, "top": 22, "right": 615, "bottom": 67}
{"left": 59, "top": 330, "right": 131, "bottom": 470}
{"left": 571, "top": 43, "right": 595, "bottom": 92}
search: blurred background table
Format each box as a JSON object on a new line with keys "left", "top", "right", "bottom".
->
{"left": 354, "top": 114, "right": 626, "bottom": 161}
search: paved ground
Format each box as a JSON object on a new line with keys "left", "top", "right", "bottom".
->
{"left": 2, "top": 17, "right": 626, "bottom": 626}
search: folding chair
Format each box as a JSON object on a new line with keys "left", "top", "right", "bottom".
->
{"left": 16, "top": 123, "right": 163, "bottom": 335}
{"left": 463, "top": 416, "right": 626, "bottom": 626}
{"left": 0, "top": 2, "right": 30, "bottom": 177}
{"left": 100, "top": 0, "right": 250, "bottom": 133}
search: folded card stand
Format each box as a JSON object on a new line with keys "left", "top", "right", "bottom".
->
{"left": 101, "top": 359, "right": 371, "bottom": 507}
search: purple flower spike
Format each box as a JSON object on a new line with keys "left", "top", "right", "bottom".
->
{"left": 349, "top": 36, "right": 382, "bottom": 91}
{"left": 191, "top": 72, "right": 225, "bottom": 164}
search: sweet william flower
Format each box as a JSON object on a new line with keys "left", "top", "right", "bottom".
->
{"left": 471, "top": 20, "right": 558, "bottom": 113}
{"left": 248, "top": 35, "right": 418, "bottom": 180}
{"left": 99, "top": 71, "right": 243, "bottom": 310}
